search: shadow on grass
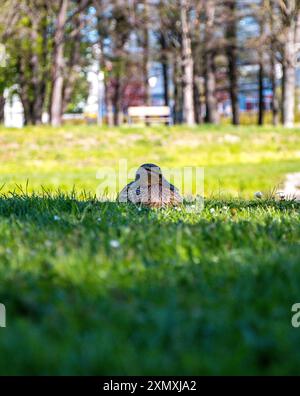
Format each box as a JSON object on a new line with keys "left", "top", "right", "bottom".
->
{"left": 0, "top": 191, "right": 298, "bottom": 222}
{"left": 0, "top": 193, "right": 299, "bottom": 374}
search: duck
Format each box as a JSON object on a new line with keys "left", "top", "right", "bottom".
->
{"left": 118, "top": 163, "right": 183, "bottom": 207}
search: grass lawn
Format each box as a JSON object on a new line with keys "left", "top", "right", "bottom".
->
{"left": 0, "top": 125, "right": 299, "bottom": 374}
{"left": 0, "top": 124, "right": 299, "bottom": 196}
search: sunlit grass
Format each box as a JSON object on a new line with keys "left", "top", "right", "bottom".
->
{"left": 0, "top": 125, "right": 300, "bottom": 374}
{"left": 0, "top": 124, "right": 299, "bottom": 197}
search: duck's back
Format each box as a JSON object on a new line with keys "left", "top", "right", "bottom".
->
{"left": 118, "top": 181, "right": 182, "bottom": 207}
{"left": 137, "top": 184, "right": 182, "bottom": 207}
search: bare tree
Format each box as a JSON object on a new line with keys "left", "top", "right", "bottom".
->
{"left": 109, "top": 2, "right": 132, "bottom": 125}
{"left": 3, "top": 0, "right": 298, "bottom": 128}
{"left": 159, "top": 32, "right": 170, "bottom": 106}
{"left": 157, "top": 0, "right": 182, "bottom": 119}
{"left": 268, "top": 0, "right": 280, "bottom": 125}
{"left": 180, "top": 0, "right": 195, "bottom": 125}
{"left": 257, "top": 58, "right": 264, "bottom": 125}
{"left": 257, "top": 3, "right": 265, "bottom": 126}
{"left": 278, "top": 0, "right": 300, "bottom": 127}
{"left": 142, "top": 0, "right": 151, "bottom": 105}
{"left": 51, "top": 0, "right": 92, "bottom": 126}
{"left": 51, "top": 0, "right": 69, "bottom": 127}
{"left": 204, "top": 0, "right": 219, "bottom": 124}
{"left": 225, "top": 0, "right": 239, "bottom": 125}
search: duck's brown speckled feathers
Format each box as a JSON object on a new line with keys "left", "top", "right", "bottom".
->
{"left": 118, "top": 164, "right": 182, "bottom": 207}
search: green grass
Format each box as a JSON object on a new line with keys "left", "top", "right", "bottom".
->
{"left": 0, "top": 124, "right": 299, "bottom": 196}
{"left": 0, "top": 125, "right": 300, "bottom": 374}
{"left": 0, "top": 193, "right": 299, "bottom": 374}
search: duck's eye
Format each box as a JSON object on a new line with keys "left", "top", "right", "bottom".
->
{"left": 136, "top": 187, "right": 141, "bottom": 195}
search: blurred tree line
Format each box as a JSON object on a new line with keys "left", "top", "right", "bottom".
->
{"left": 0, "top": 0, "right": 299, "bottom": 127}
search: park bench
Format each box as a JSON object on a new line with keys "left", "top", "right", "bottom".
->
{"left": 127, "top": 106, "right": 171, "bottom": 125}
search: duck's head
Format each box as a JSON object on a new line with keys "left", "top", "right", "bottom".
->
{"left": 135, "top": 163, "right": 162, "bottom": 186}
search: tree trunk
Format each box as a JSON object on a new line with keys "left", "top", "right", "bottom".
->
{"left": 204, "top": 54, "right": 219, "bottom": 123}
{"left": 106, "top": 95, "right": 114, "bottom": 127}
{"left": 51, "top": 0, "right": 69, "bottom": 127}
{"left": 62, "top": 20, "right": 82, "bottom": 113}
{"left": 257, "top": 8, "right": 265, "bottom": 126}
{"left": 225, "top": 0, "right": 239, "bottom": 125}
{"left": 113, "top": 72, "right": 122, "bottom": 126}
{"left": 173, "top": 54, "right": 183, "bottom": 124}
{"left": 268, "top": 0, "right": 279, "bottom": 125}
{"left": 162, "top": 59, "right": 169, "bottom": 107}
{"left": 282, "top": 61, "right": 295, "bottom": 127}
{"left": 270, "top": 42, "right": 279, "bottom": 125}
{"left": 142, "top": 0, "right": 151, "bottom": 105}
{"left": 257, "top": 61, "right": 264, "bottom": 125}
{"left": 21, "top": 95, "right": 35, "bottom": 125}
{"left": 105, "top": 66, "right": 114, "bottom": 126}
{"left": 30, "top": 23, "right": 44, "bottom": 124}
{"left": 204, "top": 0, "right": 219, "bottom": 124}
{"left": 281, "top": 62, "right": 285, "bottom": 123}
{"left": 180, "top": 0, "right": 195, "bottom": 125}
{"left": 16, "top": 19, "right": 47, "bottom": 125}
{"left": 227, "top": 52, "right": 239, "bottom": 125}
{"left": 282, "top": 20, "right": 296, "bottom": 127}
{"left": 17, "top": 57, "right": 32, "bottom": 125}
{"left": 160, "top": 33, "right": 169, "bottom": 106}
{"left": 193, "top": 75, "right": 202, "bottom": 124}
{"left": 0, "top": 92, "right": 5, "bottom": 124}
